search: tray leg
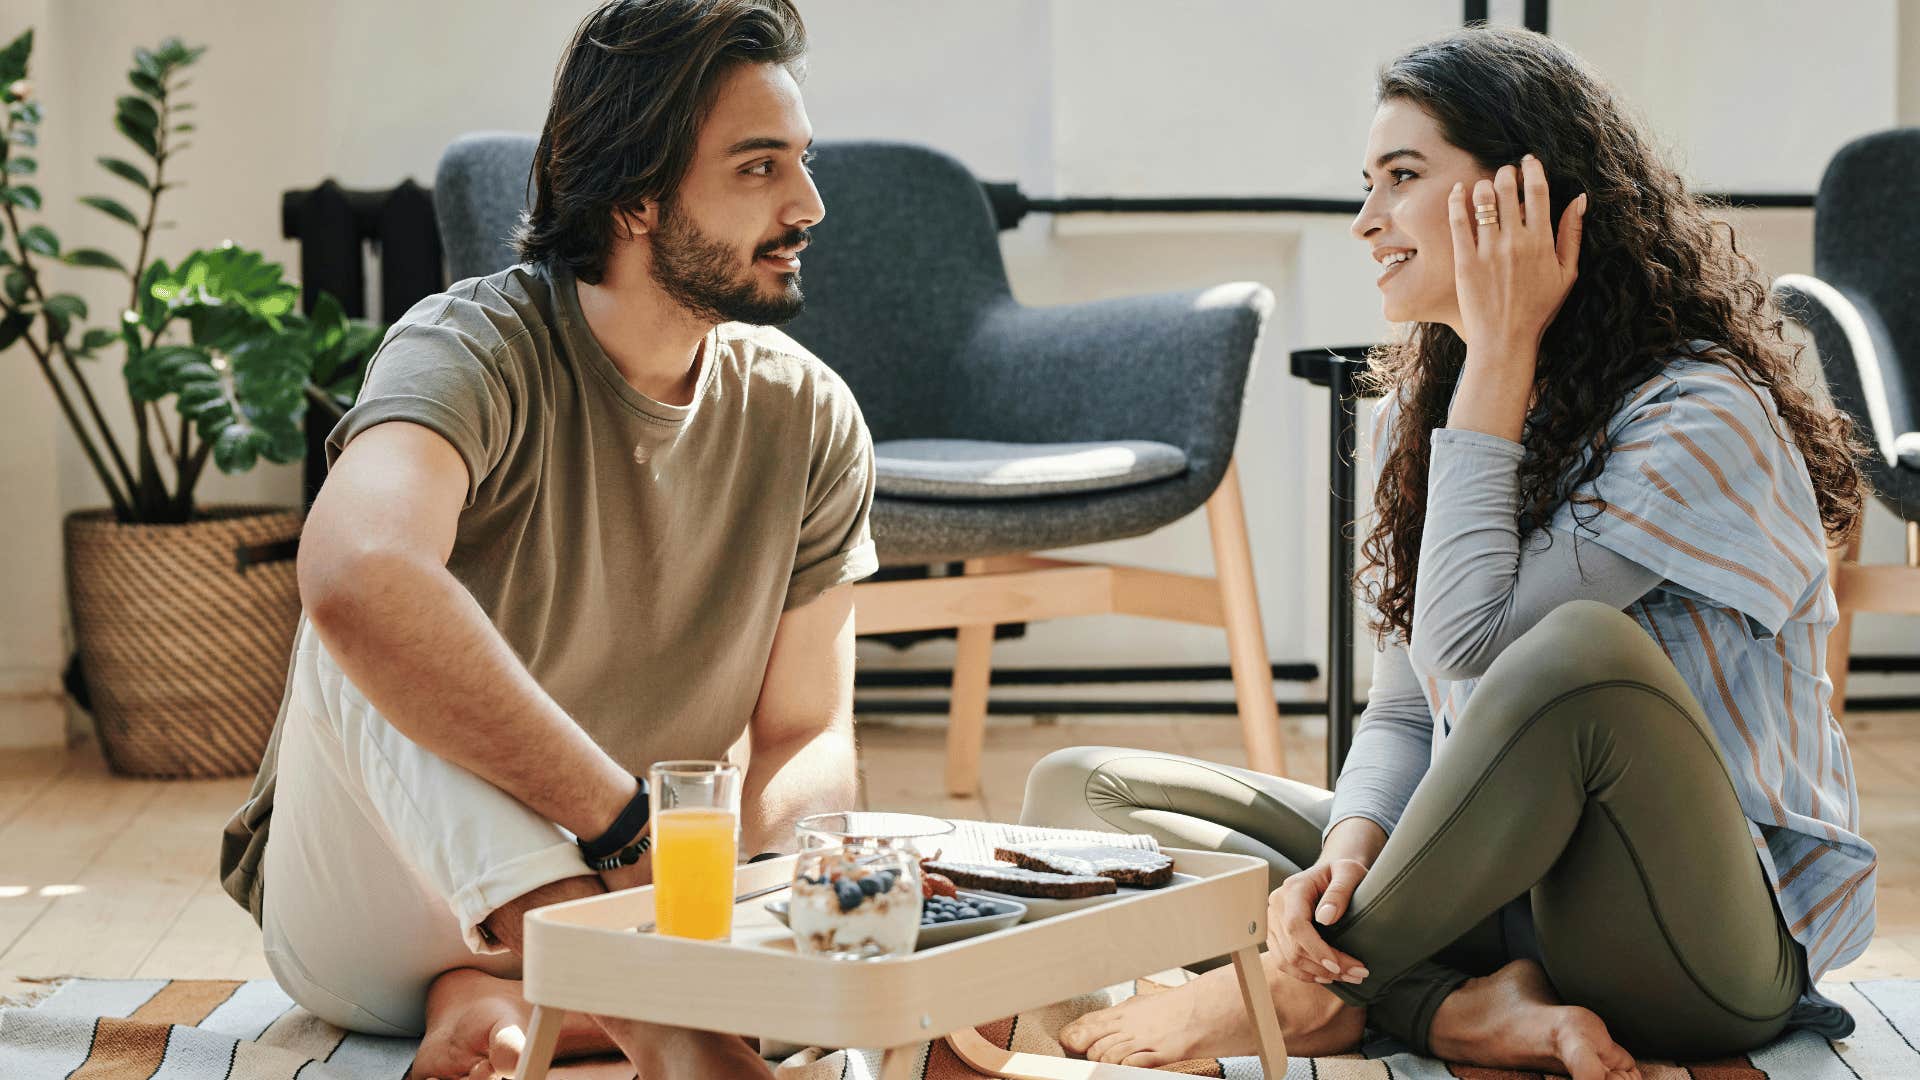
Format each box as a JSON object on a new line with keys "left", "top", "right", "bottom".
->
{"left": 880, "top": 1043, "right": 922, "bottom": 1080}
{"left": 1230, "top": 946, "right": 1288, "bottom": 1075}
{"left": 946, "top": 1025, "right": 1171, "bottom": 1077}
{"left": 515, "top": 1004, "right": 565, "bottom": 1080}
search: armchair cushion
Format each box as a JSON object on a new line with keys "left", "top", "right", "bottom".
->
{"left": 874, "top": 439, "right": 1187, "bottom": 500}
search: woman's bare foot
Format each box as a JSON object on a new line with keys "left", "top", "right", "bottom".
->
{"left": 1058, "top": 951, "right": 1363, "bottom": 1067}
{"left": 411, "top": 968, "right": 618, "bottom": 1079}
{"left": 1428, "top": 959, "right": 1641, "bottom": 1080}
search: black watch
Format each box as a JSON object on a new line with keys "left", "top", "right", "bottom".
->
{"left": 578, "top": 775, "right": 651, "bottom": 871}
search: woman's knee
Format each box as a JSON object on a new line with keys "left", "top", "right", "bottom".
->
{"left": 1020, "top": 745, "right": 1138, "bottom": 829}
{"left": 1463, "top": 600, "right": 1702, "bottom": 741}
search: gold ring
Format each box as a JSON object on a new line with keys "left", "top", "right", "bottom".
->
{"left": 1474, "top": 206, "right": 1499, "bottom": 226}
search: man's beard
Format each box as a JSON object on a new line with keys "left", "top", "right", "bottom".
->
{"left": 648, "top": 202, "right": 807, "bottom": 326}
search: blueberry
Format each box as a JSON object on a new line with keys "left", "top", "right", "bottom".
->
{"left": 932, "top": 911, "right": 955, "bottom": 922}
{"left": 875, "top": 871, "right": 897, "bottom": 893}
{"left": 834, "top": 879, "right": 864, "bottom": 912}
{"left": 957, "top": 905, "right": 980, "bottom": 918}
{"left": 857, "top": 876, "right": 883, "bottom": 897}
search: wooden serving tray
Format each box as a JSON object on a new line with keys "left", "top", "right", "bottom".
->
{"left": 517, "top": 846, "right": 1286, "bottom": 1079}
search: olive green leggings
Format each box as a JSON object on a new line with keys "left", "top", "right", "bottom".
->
{"left": 1019, "top": 601, "right": 1804, "bottom": 1059}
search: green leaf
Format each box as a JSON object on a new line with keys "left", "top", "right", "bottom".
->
{"left": 172, "top": 123, "right": 195, "bottom": 134}
{"left": 133, "top": 47, "right": 162, "bottom": 81}
{"left": 3, "top": 156, "right": 34, "bottom": 175}
{"left": 40, "top": 292, "right": 84, "bottom": 338}
{"left": 115, "top": 95, "right": 159, "bottom": 132}
{"left": 2, "top": 184, "right": 40, "bottom": 210}
{"left": 212, "top": 425, "right": 256, "bottom": 474}
{"left": 149, "top": 245, "right": 301, "bottom": 333}
{"left": 128, "top": 69, "right": 164, "bottom": 99}
{"left": 16, "top": 100, "right": 40, "bottom": 125}
{"left": 171, "top": 102, "right": 196, "bottom": 113}
{"left": 0, "top": 247, "right": 12, "bottom": 266}
{"left": 4, "top": 269, "right": 27, "bottom": 302}
{"left": 79, "top": 327, "right": 119, "bottom": 353}
{"left": 43, "top": 293, "right": 85, "bottom": 320}
{"left": 114, "top": 114, "right": 157, "bottom": 157}
{"left": 122, "top": 342, "right": 201, "bottom": 401}
{"left": 137, "top": 259, "right": 168, "bottom": 331}
{"left": 9, "top": 126, "right": 34, "bottom": 147}
{"left": 63, "top": 247, "right": 128, "bottom": 272}
{"left": 80, "top": 195, "right": 140, "bottom": 228}
{"left": 21, "top": 224, "right": 56, "bottom": 255}
{"left": 97, "top": 156, "right": 150, "bottom": 189}
{"left": 0, "top": 30, "right": 31, "bottom": 90}
{"left": 0, "top": 309, "right": 30, "bottom": 351}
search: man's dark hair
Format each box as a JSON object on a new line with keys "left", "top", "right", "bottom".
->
{"left": 514, "top": 0, "right": 807, "bottom": 284}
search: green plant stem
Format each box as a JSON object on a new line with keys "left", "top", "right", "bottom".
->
{"left": 128, "top": 89, "right": 169, "bottom": 510}
{"left": 2, "top": 112, "right": 143, "bottom": 508}
{"left": 304, "top": 381, "right": 345, "bottom": 421}
{"left": 20, "top": 331, "right": 133, "bottom": 518}
{"left": 173, "top": 438, "right": 211, "bottom": 517}
{"left": 2, "top": 201, "right": 142, "bottom": 510}
{"left": 150, "top": 400, "right": 175, "bottom": 461}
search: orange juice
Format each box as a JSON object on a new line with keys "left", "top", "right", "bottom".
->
{"left": 652, "top": 807, "right": 738, "bottom": 939}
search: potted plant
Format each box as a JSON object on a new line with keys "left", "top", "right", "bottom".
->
{"left": 0, "top": 31, "right": 382, "bottom": 777}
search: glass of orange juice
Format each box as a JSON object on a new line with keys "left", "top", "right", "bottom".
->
{"left": 648, "top": 760, "right": 742, "bottom": 940}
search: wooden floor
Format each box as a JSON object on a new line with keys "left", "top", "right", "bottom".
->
{"left": 2, "top": 709, "right": 1918, "bottom": 1004}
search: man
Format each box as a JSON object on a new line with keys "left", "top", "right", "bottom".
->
{"left": 219, "top": 2, "right": 872, "bottom": 1075}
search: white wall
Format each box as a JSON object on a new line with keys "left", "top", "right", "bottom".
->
{"left": 1, "top": 0, "right": 1915, "bottom": 746}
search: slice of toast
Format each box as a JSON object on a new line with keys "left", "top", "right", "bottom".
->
{"left": 920, "top": 859, "right": 1117, "bottom": 899}
{"left": 991, "top": 843, "right": 1175, "bottom": 888}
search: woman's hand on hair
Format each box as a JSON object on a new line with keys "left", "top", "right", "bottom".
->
{"left": 1266, "top": 859, "right": 1371, "bottom": 985}
{"left": 1449, "top": 155, "right": 1586, "bottom": 351}
{"left": 1445, "top": 154, "right": 1586, "bottom": 439}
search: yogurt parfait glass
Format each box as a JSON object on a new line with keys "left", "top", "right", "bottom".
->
{"left": 788, "top": 812, "right": 954, "bottom": 960}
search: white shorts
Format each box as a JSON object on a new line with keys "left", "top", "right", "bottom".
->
{"left": 259, "top": 620, "right": 591, "bottom": 1035}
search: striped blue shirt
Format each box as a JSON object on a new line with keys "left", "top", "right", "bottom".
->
{"left": 1336, "top": 353, "right": 1876, "bottom": 1011}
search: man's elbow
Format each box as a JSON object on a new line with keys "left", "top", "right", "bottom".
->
{"left": 297, "top": 542, "right": 428, "bottom": 635}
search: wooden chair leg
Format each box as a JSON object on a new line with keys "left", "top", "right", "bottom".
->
{"left": 946, "top": 559, "right": 995, "bottom": 796}
{"left": 1827, "top": 528, "right": 1865, "bottom": 725}
{"left": 514, "top": 1004, "right": 564, "bottom": 1080}
{"left": 1205, "top": 461, "right": 1288, "bottom": 777}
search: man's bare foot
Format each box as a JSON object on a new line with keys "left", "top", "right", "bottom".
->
{"left": 1428, "top": 959, "right": 1641, "bottom": 1080}
{"left": 586, "top": 1015, "right": 776, "bottom": 1079}
{"left": 412, "top": 968, "right": 618, "bottom": 1079}
{"left": 1059, "top": 951, "right": 1362, "bottom": 1067}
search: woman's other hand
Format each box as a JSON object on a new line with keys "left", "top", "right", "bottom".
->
{"left": 1267, "top": 858, "right": 1372, "bottom": 985}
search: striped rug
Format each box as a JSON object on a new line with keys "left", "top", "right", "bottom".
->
{"left": 1, "top": 976, "right": 1914, "bottom": 1079}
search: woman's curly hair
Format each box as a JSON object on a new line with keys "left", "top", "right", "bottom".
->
{"left": 1356, "top": 26, "right": 1866, "bottom": 644}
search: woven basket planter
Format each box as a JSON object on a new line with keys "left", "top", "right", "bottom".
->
{"left": 64, "top": 505, "right": 303, "bottom": 779}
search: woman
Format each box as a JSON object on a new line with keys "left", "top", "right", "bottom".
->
{"left": 1020, "top": 27, "right": 1874, "bottom": 1080}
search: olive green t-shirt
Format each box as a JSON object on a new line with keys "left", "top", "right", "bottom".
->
{"left": 220, "top": 262, "right": 876, "bottom": 920}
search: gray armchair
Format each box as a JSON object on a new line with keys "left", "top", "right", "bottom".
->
{"left": 435, "top": 135, "right": 1287, "bottom": 794}
{"left": 1773, "top": 127, "right": 1920, "bottom": 720}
